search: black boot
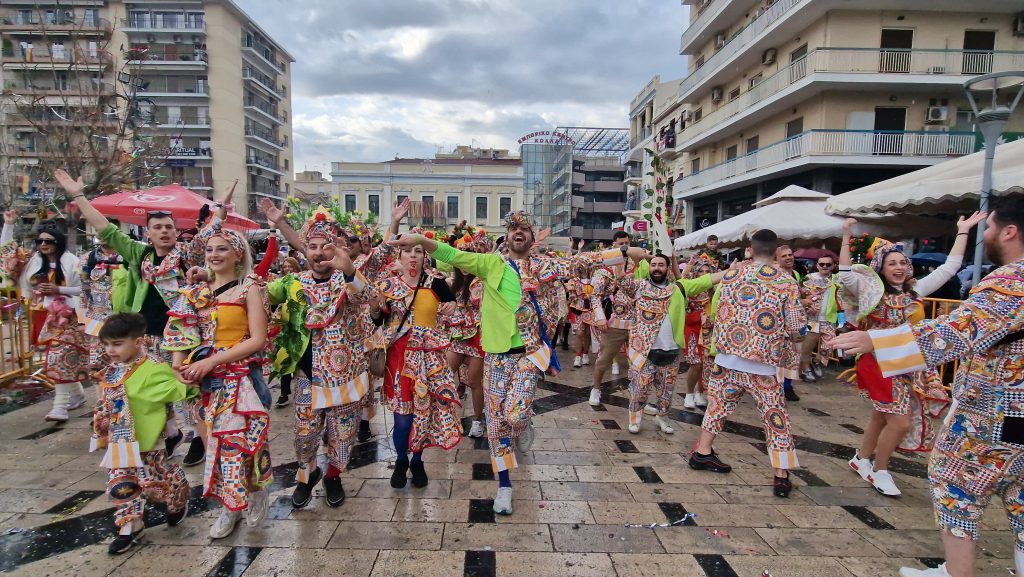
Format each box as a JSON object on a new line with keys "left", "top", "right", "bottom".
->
{"left": 357, "top": 420, "right": 372, "bottom": 442}
{"left": 390, "top": 460, "right": 409, "bottom": 489}
{"left": 291, "top": 467, "right": 323, "bottom": 508}
{"left": 410, "top": 459, "right": 428, "bottom": 488}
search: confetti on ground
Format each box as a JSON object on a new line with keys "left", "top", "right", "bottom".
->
{"left": 706, "top": 528, "right": 731, "bottom": 538}
{"left": 624, "top": 513, "right": 698, "bottom": 528}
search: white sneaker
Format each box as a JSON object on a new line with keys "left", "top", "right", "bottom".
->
{"left": 848, "top": 454, "right": 874, "bottom": 483}
{"left": 468, "top": 420, "right": 484, "bottom": 438}
{"left": 871, "top": 469, "right": 902, "bottom": 497}
{"left": 899, "top": 563, "right": 951, "bottom": 577}
{"left": 683, "top": 394, "right": 696, "bottom": 409}
{"left": 44, "top": 406, "right": 69, "bottom": 422}
{"left": 66, "top": 394, "right": 87, "bottom": 411}
{"left": 693, "top": 393, "right": 708, "bottom": 408}
{"left": 209, "top": 509, "right": 241, "bottom": 539}
{"left": 588, "top": 388, "right": 602, "bottom": 406}
{"left": 611, "top": 362, "right": 620, "bottom": 376}
{"left": 573, "top": 356, "right": 582, "bottom": 368}
{"left": 581, "top": 355, "right": 590, "bottom": 366}
{"left": 654, "top": 416, "right": 674, "bottom": 434}
{"left": 628, "top": 423, "right": 640, "bottom": 434}
{"left": 493, "top": 486, "right": 513, "bottom": 515}
{"left": 643, "top": 404, "right": 659, "bottom": 416}
{"left": 245, "top": 489, "right": 268, "bottom": 527}
{"left": 517, "top": 422, "right": 535, "bottom": 453}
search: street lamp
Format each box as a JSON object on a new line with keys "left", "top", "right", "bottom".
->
{"left": 963, "top": 71, "right": 1024, "bottom": 285}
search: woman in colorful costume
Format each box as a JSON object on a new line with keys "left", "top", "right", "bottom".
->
{"left": 81, "top": 239, "right": 124, "bottom": 369}
{"left": 838, "top": 213, "right": 985, "bottom": 497}
{"left": 1, "top": 211, "right": 86, "bottom": 422}
{"left": 371, "top": 227, "right": 461, "bottom": 489}
{"left": 565, "top": 258, "right": 599, "bottom": 368}
{"left": 163, "top": 225, "right": 272, "bottom": 538}
{"left": 680, "top": 252, "right": 719, "bottom": 410}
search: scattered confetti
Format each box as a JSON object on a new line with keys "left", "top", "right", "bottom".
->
{"left": 624, "top": 513, "right": 698, "bottom": 528}
{"left": 705, "top": 528, "right": 731, "bottom": 538}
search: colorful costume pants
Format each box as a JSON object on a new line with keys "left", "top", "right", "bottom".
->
{"left": 483, "top": 352, "right": 538, "bottom": 473}
{"left": 293, "top": 371, "right": 360, "bottom": 484}
{"left": 109, "top": 449, "right": 189, "bottom": 530}
{"left": 928, "top": 421, "right": 1024, "bottom": 551}
{"left": 703, "top": 364, "right": 800, "bottom": 469}
{"left": 627, "top": 360, "right": 680, "bottom": 426}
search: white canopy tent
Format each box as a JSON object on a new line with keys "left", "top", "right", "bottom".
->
{"left": 674, "top": 185, "right": 945, "bottom": 251}
{"left": 826, "top": 137, "right": 1024, "bottom": 216}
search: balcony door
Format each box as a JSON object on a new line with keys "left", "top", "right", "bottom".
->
{"left": 879, "top": 29, "right": 913, "bottom": 73}
{"left": 873, "top": 107, "right": 906, "bottom": 155}
{"left": 963, "top": 30, "right": 995, "bottom": 75}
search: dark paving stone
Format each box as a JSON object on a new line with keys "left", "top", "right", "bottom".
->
{"left": 464, "top": 550, "right": 496, "bottom": 577}
{"left": 468, "top": 499, "right": 496, "bottom": 524}
{"left": 633, "top": 466, "right": 663, "bottom": 484}
{"left": 614, "top": 440, "right": 639, "bottom": 453}
{"left": 472, "top": 463, "right": 495, "bottom": 481}
{"left": 693, "top": 554, "right": 740, "bottom": 577}
{"left": 42, "top": 490, "right": 105, "bottom": 516}
{"left": 600, "top": 419, "right": 621, "bottom": 430}
{"left": 658, "top": 502, "right": 698, "bottom": 527}
{"left": 205, "top": 546, "right": 263, "bottom": 577}
{"left": 842, "top": 505, "right": 896, "bottom": 530}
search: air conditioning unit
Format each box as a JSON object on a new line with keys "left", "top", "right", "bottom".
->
{"left": 926, "top": 106, "right": 949, "bottom": 123}
{"left": 762, "top": 48, "right": 777, "bottom": 65}
{"left": 715, "top": 33, "right": 726, "bottom": 49}
{"left": 711, "top": 86, "right": 724, "bottom": 103}
{"left": 683, "top": 111, "right": 693, "bottom": 122}
{"left": 1014, "top": 14, "right": 1024, "bottom": 37}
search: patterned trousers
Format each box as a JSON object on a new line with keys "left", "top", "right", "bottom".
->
{"left": 293, "top": 371, "right": 360, "bottom": 484}
{"left": 483, "top": 352, "right": 538, "bottom": 473}
{"left": 109, "top": 449, "right": 189, "bottom": 530}
{"left": 627, "top": 361, "right": 680, "bottom": 426}
{"left": 702, "top": 364, "right": 800, "bottom": 469}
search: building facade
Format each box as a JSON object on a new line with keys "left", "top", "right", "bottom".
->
{"left": 329, "top": 146, "right": 523, "bottom": 235}
{"left": 636, "top": 1, "right": 1024, "bottom": 234}
{"left": 0, "top": 0, "right": 294, "bottom": 220}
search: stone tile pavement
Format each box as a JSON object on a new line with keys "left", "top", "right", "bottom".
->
{"left": 0, "top": 364, "right": 1015, "bottom": 577}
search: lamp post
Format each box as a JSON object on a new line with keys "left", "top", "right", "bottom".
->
{"left": 963, "top": 71, "right": 1024, "bottom": 285}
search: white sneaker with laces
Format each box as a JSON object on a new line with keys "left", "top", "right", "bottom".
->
{"left": 848, "top": 454, "right": 874, "bottom": 483}
{"left": 683, "top": 394, "right": 696, "bottom": 409}
{"left": 588, "top": 388, "right": 602, "bottom": 406}
{"left": 871, "top": 469, "right": 901, "bottom": 497}
{"left": 611, "top": 362, "right": 620, "bottom": 376}
{"left": 694, "top": 393, "right": 708, "bottom": 407}
{"left": 517, "top": 422, "right": 535, "bottom": 453}
{"left": 245, "top": 489, "right": 268, "bottom": 527}
{"left": 573, "top": 356, "right": 582, "bottom": 368}
{"left": 654, "top": 416, "right": 674, "bottom": 434}
{"left": 581, "top": 354, "right": 590, "bottom": 366}
{"left": 493, "top": 486, "right": 513, "bottom": 515}
{"left": 643, "top": 404, "right": 659, "bottom": 416}
{"left": 45, "top": 406, "right": 69, "bottom": 422}
{"left": 899, "top": 563, "right": 951, "bottom": 577}
{"left": 468, "top": 420, "right": 484, "bottom": 438}
{"left": 628, "top": 423, "right": 640, "bottom": 434}
{"left": 210, "top": 509, "right": 241, "bottom": 539}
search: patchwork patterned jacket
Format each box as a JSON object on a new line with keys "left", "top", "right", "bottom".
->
{"left": 590, "top": 260, "right": 641, "bottom": 330}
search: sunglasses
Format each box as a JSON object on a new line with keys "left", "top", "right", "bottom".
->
{"left": 34, "top": 238, "right": 56, "bottom": 246}
{"left": 147, "top": 210, "right": 173, "bottom": 218}
{"left": 817, "top": 262, "right": 833, "bottom": 267}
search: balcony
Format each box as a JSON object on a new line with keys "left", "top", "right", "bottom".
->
{"left": 137, "top": 77, "right": 208, "bottom": 98}
{"left": 247, "top": 157, "right": 284, "bottom": 176}
{"left": 1, "top": 48, "right": 111, "bottom": 70}
{"left": 3, "top": 80, "right": 113, "bottom": 97}
{"left": 655, "top": 131, "right": 680, "bottom": 160}
{"left": 120, "top": 16, "right": 205, "bottom": 33}
{"left": 242, "top": 67, "right": 286, "bottom": 100}
{"left": 0, "top": 11, "right": 111, "bottom": 35}
{"left": 244, "top": 126, "right": 287, "bottom": 150}
{"left": 152, "top": 114, "right": 210, "bottom": 129}
{"left": 241, "top": 38, "right": 286, "bottom": 74}
{"left": 125, "top": 46, "right": 207, "bottom": 69}
{"left": 675, "top": 129, "right": 977, "bottom": 199}
{"left": 674, "top": 48, "right": 1024, "bottom": 152}
{"left": 678, "top": 0, "right": 757, "bottom": 56}
{"left": 629, "top": 126, "right": 653, "bottom": 149}
{"left": 244, "top": 102, "right": 286, "bottom": 125}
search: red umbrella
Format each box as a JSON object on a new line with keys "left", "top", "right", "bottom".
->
{"left": 79, "top": 185, "right": 259, "bottom": 232}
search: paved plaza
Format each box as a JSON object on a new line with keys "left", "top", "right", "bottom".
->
{"left": 0, "top": 365, "right": 1015, "bottom": 577}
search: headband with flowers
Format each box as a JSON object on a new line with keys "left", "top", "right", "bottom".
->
{"left": 866, "top": 237, "right": 906, "bottom": 273}
{"left": 410, "top": 226, "right": 450, "bottom": 244}
{"left": 685, "top": 251, "right": 719, "bottom": 278}
{"left": 205, "top": 223, "right": 247, "bottom": 258}
{"left": 503, "top": 210, "right": 534, "bottom": 231}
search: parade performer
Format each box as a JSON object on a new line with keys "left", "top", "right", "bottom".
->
{"left": 690, "top": 229, "right": 805, "bottom": 498}
{"left": 1, "top": 211, "right": 86, "bottom": 422}
{"left": 798, "top": 254, "right": 838, "bottom": 383}
{"left": 60, "top": 169, "right": 229, "bottom": 467}
{"left": 832, "top": 199, "right": 1024, "bottom": 577}
{"left": 90, "top": 313, "right": 191, "bottom": 555}
{"left": 618, "top": 254, "right": 722, "bottom": 434}
{"left": 837, "top": 212, "right": 984, "bottom": 497}
{"left": 588, "top": 231, "right": 640, "bottom": 406}
{"left": 565, "top": 258, "right": 598, "bottom": 368}
{"left": 388, "top": 210, "right": 648, "bottom": 515}
{"left": 680, "top": 252, "right": 719, "bottom": 410}
{"left": 445, "top": 229, "right": 494, "bottom": 439}
{"left": 370, "top": 227, "right": 461, "bottom": 489}
{"left": 80, "top": 238, "right": 124, "bottom": 370}
{"left": 162, "top": 224, "right": 272, "bottom": 539}
{"left": 775, "top": 245, "right": 803, "bottom": 402}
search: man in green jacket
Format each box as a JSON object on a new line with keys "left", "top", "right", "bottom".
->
{"left": 389, "top": 211, "right": 648, "bottom": 516}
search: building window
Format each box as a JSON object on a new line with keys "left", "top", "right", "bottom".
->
{"left": 748, "top": 73, "right": 763, "bottom": 89}
{"left": 369, "top": 194, "right": 380, "bottom": 217}
{"left": 499, "top": 197, "right": 512, "bottom": 218}
{"left": 746, "top": 135, "right": 760, "bottom": 154}
{"left": 422, "top": 195, "right": 434, "bottom": 225}
{"left": 344, "top": 194, "right": 356, "bottom": 212}
{"left": 475, "top": 197, "right": 488, "bottom": 221}
{"left": 695, "top": 55, "right": 705, "bottom": 69}
{"left": 693, "top": 108, "right": 703, "bottom": 122}
{"left": 728, "top": 87, "right": 740, "bottom": 101}
{"left": 397, "top": 194, "right": 408, "bottom": 207}
{"left": 447, "top": 196, "right": 459, "bottom": 220}
{"left": 691, "top": 158, "right": 701, "bottom": 174}
{"left": 726, "top": 145, "right": 738, "bottom": 160}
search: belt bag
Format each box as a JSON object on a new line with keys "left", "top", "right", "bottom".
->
{"left": 647, "top": 349, "right": 679, "bottom": 367}
{"left": 368, "top": 273, "right": 424, "bottom": 378}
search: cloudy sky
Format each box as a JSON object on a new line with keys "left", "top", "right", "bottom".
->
{"left": 236, "top": 0, "right": 689, "bottom": 170}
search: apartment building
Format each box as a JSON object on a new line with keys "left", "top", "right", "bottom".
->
{"left": 631, "top": 1, "right": 1024, "bottom": 233}
{"left": 329, "top": 146, "right": 523, "bottom": 235}
{"left": 0, "top": 0, "right": 294, "bottom": 220}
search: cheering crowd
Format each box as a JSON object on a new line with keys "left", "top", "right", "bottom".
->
{"left": 2, "top": 169, "right": 1024, "bottom": 577}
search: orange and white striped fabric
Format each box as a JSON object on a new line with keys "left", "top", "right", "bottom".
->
{"left": 491, "top": 451, "right": 517, "bottom": 473}
{"left": 99, "top": 440, "right": 143, "bottom": 470}
{"left": 311, "top": 371, "right": 369, "bottom": 410}
{"left": 526, "top": 344, "right": 551, "bottom": 373}
{"left": 868, "top": 325, "right": 927, "bottom": 378}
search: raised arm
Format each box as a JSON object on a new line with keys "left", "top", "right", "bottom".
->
{"left": 839, "top": 218, "right": 855, "bottom": 268}
{"left": 913, "top": 212, "right": 986, "bottom": 297}
{"left": 260, "top": 197, "right": 304, "bottom": 252}
{"left": 55, "top": 169, "right": 110, "bottom": 233}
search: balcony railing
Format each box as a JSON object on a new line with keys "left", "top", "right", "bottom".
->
{"left": 121, "top": 16, "right": 205, "bottom": 31}
{"left": 244, "top": 126, "right": 286, "bottom": 149}
{"left": 241, "top": 39, "right": 286, "bottom": 72}
{"left": 138, "top": 77, "right": 208, "bottom": 95}
{"left": 154, "top": 114, "right": 210, "bottom": 127}
{"left": 2, "top": 48, "right": 112, "bottom": 66}
{"left": 126, "top": 46, "right": 207, "bottom": 64}
{"left": 0, "top": 11, "right": 111, "bottom": 31}
{"left": 247, "top": 156, "right": 282, "bottom": 172}
{"left": 678, "top": 0, "right": 721, "bottom": 54}
{"left": 629, "top": 126, "right": 653, "bottom": 149}
{"left": 676, "top": 129, "right": 977, "bottom": 195}
{"left": 242, "top": 67, "right": 285, "bottom": 98}
{"left": 675, "top": 48, "right": 1024, "bottom": 149}
{"left": 244, "top": 102, "right": 286, "bottom": 124}
{"left": 679, "top": 0, "right": 801, "bottom": 98}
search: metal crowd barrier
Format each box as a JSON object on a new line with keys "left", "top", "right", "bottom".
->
{"left": 0, "top": 288, "right": 36, "bottom": 387}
